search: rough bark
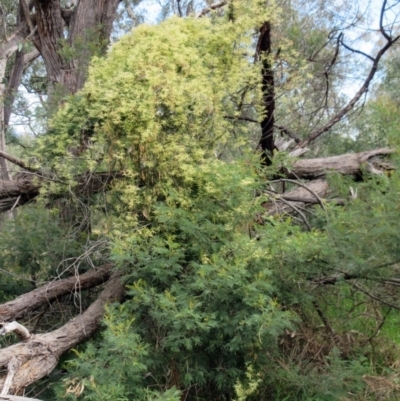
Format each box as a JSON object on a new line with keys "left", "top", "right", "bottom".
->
{"left": 0, "top": 178, "right": 40, "bottom": 212}
{"left": 0, "top": 17, "right": 30, "bottom": 181}
{"left": 0, "top": 264, "right": 113, "bottom": 321}
{"left": 0, "top": 275, "right": 124, "bottom": 395}
{"left": 67, "top": 0, "right": 120, "bottom": 91}
{"left": 33, "top": 0, "right": 120, "bottom": 94}
{"left": 33, "top": 0, "right": 76, "bottom": 92}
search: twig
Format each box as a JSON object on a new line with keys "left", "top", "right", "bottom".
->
{"left": 224, "top": 115, "right": 258, "bottom": 123}
{"left": 271, "top": 178, "right": 326, "bottom": 211}
{"left": 351, "top": 282, "right": 400, "bottom": 311}
{"left": 363, "top": 307, "right": 391, "bottom": 345}
{"left": 298, "top": 5, "right": 400, "bottom": 148}
{"left": 273, "top": 196, "right": 311, "bottom": 231}
{"left": 9, "top": 195, "right": 21, "bottom": 211}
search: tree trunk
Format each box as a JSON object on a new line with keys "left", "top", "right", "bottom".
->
{"left": 68, "top": 0, "right": 120, "bottom": 91}
{"left": 34, "top": 0, "right": 120, "bottom": 95}
{"left": 257, "top": 21, "right": 275, "bottom": 165}
{"left": 0, "top": 18, "right": 30, "bottom": 181}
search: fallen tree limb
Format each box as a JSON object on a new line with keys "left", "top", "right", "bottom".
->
{"left": 264, "top": 179, "right": 330, "bottom": 216}
{"left": 290, "top": 148, "right": 394, "bottom": 179}
{"left": 0, "top": 180, "right": 40, "bottom": 213}
{"left": 0, "top": 323, "right": 30, "bottom": 341}
{"left": 0, "top": 148, "right": 393, "bottom": 215}
{"left": 0, "top": 264, "right": 113, "bottom": 321}
{"left": 198, "top": 1, "right": 227, "bottom": 17}
{"left": 0, "top": 169, "right": 123, "bottom": 213}
{"left": 0, "top": 275, "right": 124, "bottom": 395}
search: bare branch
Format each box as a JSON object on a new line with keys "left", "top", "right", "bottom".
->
{"left": 271, "top": 178, "right": 326, "bottom": 210}
{"left": 0, "top": 396, "right": 42, "bottom": 401}
{"left": 0, "top": 151, "right": 38, "bottom": 172}
{"left": 0, "top": 264, "right": 113, "bottom": 321}
{"left": 274, "top": 125, "right": 301, "bottom": 143}
{"left": 380, "top": 0, "right": 392, "bottom": 41}
{"left": 224, "top": 115, "right": 258, "bottom": 123}
{"left": 351, "top": 282, "right": 400, "bottom": 311}
{"left": 272, "top": 195, "right": 312, "bottom": 230}
{"left": 198, "top": 1, "right": 228, "bottom": 18}
{"left": 20, "top": 0, "right": 34, "bottom": 33}
{"left": 123, "top": 0, "right": 136, "bottom": 21}
{"left": 264, "top": 179, "right": 329, "bottom": 216}
{"left": 0, "top": 322, "right": 30, "bottom": 341}
{"left": 339, "top": 35, "right": 375, "bottom": 62}
{"left": 298, "top": 11, "right": 400, "bottom": 147}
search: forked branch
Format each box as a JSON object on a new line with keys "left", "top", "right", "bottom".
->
{"left": 298, "top": 2, "right": 400, "bottom": 148}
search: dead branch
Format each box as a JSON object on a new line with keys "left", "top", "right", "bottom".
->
{"left": 0, "top": 275, "right": 124, "bottom": 395}
{"left": 0, "top": 148, "right": 393, "bottom": 214}
{"left": 0, "top": 151, "right": 38, "bottom": 173}
{"left": 1, "top": 357, "right": 21, "bottom": 396}
{"left": 264, "top": 179, "right": 329, "bottom": 216}
{"left": 272, "top": 195, "right": 312, "bottom": 230}
{"left": 0, "top": 264, "right": 113, "bottom": 321}
{"left": 198, "top": 1, "right": 228, "bottom": 18}
{"left": 0, "top": 322, "right": 30, "bottom": 341}
{"left": 271, "top": 178, "right": 326, "bottom": 210}
{"left": 290, "top": 148, "right": 394, "bottom": 179}
{"left": 298, "top": 6, "right": 400, "bottom": 147}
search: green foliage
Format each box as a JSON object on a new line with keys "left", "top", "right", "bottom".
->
{"left": 0, "top": 206, "right": 89, "bottom": 292}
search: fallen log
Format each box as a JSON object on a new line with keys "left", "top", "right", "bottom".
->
{"left": 289, "top": 148, "right": 393, "bottom": 179}
{"left": 0, "top": 264, "right": 113, "bottom": 321}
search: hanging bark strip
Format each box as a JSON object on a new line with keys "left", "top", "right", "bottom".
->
{"left": 256, "top": 21, "right": 275, "bottom": 165}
